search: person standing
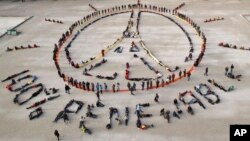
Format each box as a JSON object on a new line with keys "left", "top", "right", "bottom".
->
{"left": 117, "top": 83, "right": 120, "bottom": 92}
{"left": 112, "top": 84, "right": 116, "bottom": 93}
{"left": 135, "top": 104, "right": 142, "bottom": 118}
{"left": 86, "top": 82, "right": 90, "bottom": 91}
{"left": 141, "top": 81, "right": 145, "bottom": 90}
{"left": 161, "top": 79, "right": 164, "bottom": 87}
{"left": 156, "top": 79, "right": 159, "bottom": 88}
{"left": 187, "top": 72, "right": 191, "bottom": 81}
{"left": 82, "top": 81, "right": 86, "bottom": 90}
{"left": 101, "top": 49, "right": 105, "bottom": 57}
{"left": 172, "top": 73, "right": 175, "bottom": 82}
{"left": 99, "top": 84, "right": 103, "bottom": 94}
{"left": 183, "top": 69, "right": 186, "bottom": 77}
{"left": 130, "top": 85, "right": 135, "bottom": 95}
{"left": 79, "top": 116, "right": 85, "bottom": 128}
{"left": 127, "top": 82, "right": 131, "bottom": 91}
{"left": 91, "top": 82, "right": 95, "bottom": 92}
{"left": 168, "top": 75, "right": 171, "bottom": 83}
{"left": 65, "top": 84, "right": 71, "bottom": 94}
{"left": 104, "top": 83, "right": 108, "bottom": 91}
{"left": 225, "top": 66, "right": 229, "bottom": 75}
{"left": 96, "top": 91, "right": 100, "bottom": 101}
{"left": 96, "top": 83, "right": 100, "bottom": 93}
{"left": 146, "top": 80, "right": 149, "bottom": 90}
{"left": 132, "top": 82, "right": 136, "bottom": 91}
{"left": 204, "top": 67, "right": 208, "bottom": 76}
{"left": 189, "top": 53, "right": 192, "bottom": 60}
{"left": 126, "top": 62, "right": 129, "bottom": 69}
{"left": 54, "top": 130, "right": 60, "bottom": 141}
{"left": 154, "top": 93, "right": 159, "bottom": 103}
{"left": 179, "top": 70, "right": 182, "bottom": 78}
{"left": 230, "top": 64, "right": 234, "bottom": 73}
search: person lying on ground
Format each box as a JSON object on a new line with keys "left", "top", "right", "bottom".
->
{"left": 96, "top": 100, "right": 105, "bottom": 107}
{"left": 79, "top": 116, "right": 85, "bottom": 128}
{"left": 136, "top": 119, "right": 154, "bottom": 130}
{"left": 115, "top": 117, "right": 123, "bottom": 125}
{"left": 139, "top": 114, "right": 152, "bottom": 118}
{"left": 29, "top": 107, "right": 43, "bottom": 120}
{"left": 62, "top": 113, "right": 70, "bottom": 124}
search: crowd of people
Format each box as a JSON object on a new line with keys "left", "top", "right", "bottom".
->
{"left": 106, "top": 107, "right": 129, "bottom": 129}
{"left": 51, "top": 2, "right": 207, "bottom": 93}
{"left": 1, "top": 70, "right": 61, "bottom": 120}
{"left": 194, "top": 83, "right": 220, "bottom": 105}
{"left": 159, "top": 82, "right": 223, "bottom": 124}
{"left": 125, "top": 54, "right": 163, "bottom": 82}
{"left": 1, "top": 2, "right": 244, "bottom": 139}
{"left": 224, "top": 64, "right": 242, "bottom": 81}
{"left": 63, "top": 9, "right": 127, "bottom": 69}
{"left": 179, "top": 90, "right": 206, "bottom": 115}
{"left": 6, "top": 74, "right": 38, "bottom": 92}
{"left": 82, "top": 58, "right": 119, "bottom": 80}
{"left": 135, "top": 103, "right": 154, "bottom": 130}
{"left": 54, "top": 99, "right": 84, "bottom": 123}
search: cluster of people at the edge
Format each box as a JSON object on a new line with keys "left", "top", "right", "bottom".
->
{"left": 204, "top": 17, "right": 224, "bottom": 23}
{"left": 45, "top": 18, "right": 63, "bottom": 24}
{"left": 218, "top": 42, "right": 250, "bottom": 51}
{"left": 6, "top": 44, "right": 39, "bottom": 52}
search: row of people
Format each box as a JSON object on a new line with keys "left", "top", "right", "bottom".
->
{"left": 207, "top": 79, "right": 234, "bottom": 92}
{"left": 123, "top": 11, "right": 135, "bottom": 38}
{"left": 89, "top": 4, "right": 98, "bottom": 11}
{"left": 176, "top": 12, "right": 207, "bottom": 67}
{"left": 142, "top": 11, "right": 194, "bottom": 64}
{"left": 6, "top": 44, "right": 39, "bottom": 52}
{"left": 173, "top": 2, "right": 185, "bottom": 11}
{"left": 125, "top": 68, "right": 192, "bottom": 92}
{"left": 138, "top": 10, "right": 196, "bottom": 69}
{"left": 6, "top": 75, "right": 38, "bottom": 92}
{"left": 26, "top": 94, "right": 60, "bottom": 109}
{"left": 45, "top": 18, "right": 63, "bottom": 24}
{"left": 218, "top": 42, "right": 250, "bottom": 51}
{"left": 204, "top": 17, "right": 224, "bottom": 23}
